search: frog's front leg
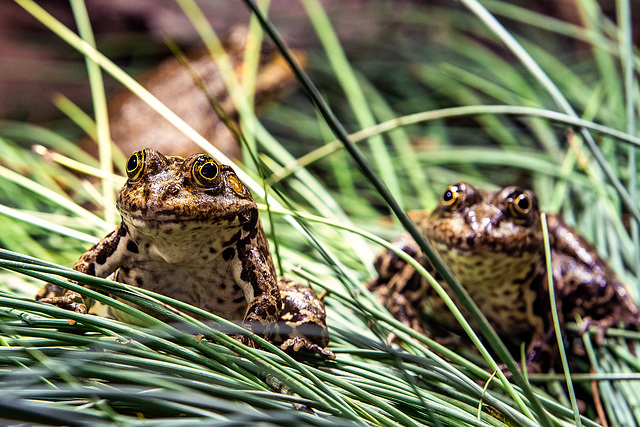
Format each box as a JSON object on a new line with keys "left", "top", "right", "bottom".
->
{"left": 368, "top": 231, "right": 432, "bottom": 342}
{"left": 242, "top": 286, "right": 281, "bottom": 333}
{"left": 274, "top": 278, "right": 335, "bottom": 359}
{"left": 36, "top": 223, "right": 130, "bottom": 314}
{"left": 520, "top": 322, "right": 558, "bottom": 374}
{"left": 233, "top": 245, "right": 282, "bottom": 343}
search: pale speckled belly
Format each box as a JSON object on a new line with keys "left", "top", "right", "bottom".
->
{"left": 113, "top": 262, "right": 249, "bottom": 321}
{"left": 426, "top": 242, "right": 542, "bottom": 336}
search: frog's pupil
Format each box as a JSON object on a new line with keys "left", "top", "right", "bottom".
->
{"left": 200, "top": 162, "right": 217, "bottom": 179}
{"left": 127, "top": 155, "right": 138, "bottom": 172}
{"left": 443, "top": 190, "right": 453, "bottom": 201}
{"left": 517, "top": 195, "right": 529, "bottom": 210}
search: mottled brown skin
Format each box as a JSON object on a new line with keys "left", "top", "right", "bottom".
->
{"left": 369, "top": 182, "right": 639, "bottom": 368}
{"left": 37, "top": 148, "right": 333, "bottom": 358}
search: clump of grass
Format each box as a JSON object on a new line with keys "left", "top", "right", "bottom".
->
{"left": 2, "top": 0, "right": 640, "bottom": 425}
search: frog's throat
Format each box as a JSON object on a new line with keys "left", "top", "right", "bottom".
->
{"left": 433, "top": 240, "right": 542, "bottom": 287}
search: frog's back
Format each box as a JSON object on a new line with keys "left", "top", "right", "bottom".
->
{"left": 546, "top": 214, "right": 639, "bottom": 335}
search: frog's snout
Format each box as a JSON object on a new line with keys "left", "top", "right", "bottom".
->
{"left": 465, "top": 204, "right": 502, "bottom": 234}
{"left": 164, "top": 182, "right": 182, "bottom": 197}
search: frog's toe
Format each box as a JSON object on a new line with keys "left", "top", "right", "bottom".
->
{"left": 280, "top": 337, "right": 336, "bottom": 359}
{"left": 38, "top": 292, "right": 87, "bottom": 315}
{"left": 38, "top": 292, "right": 87, "bottom": 326}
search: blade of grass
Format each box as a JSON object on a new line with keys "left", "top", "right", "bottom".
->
{"left": 241, "top": 2, "right": 553, "bottom": 424}
{"left": 360, "top": 77, "right": 437, "bottom": 208}
{"left": 0, "top": 159, "right": 112, "bottom": 231}
{"left": 32, "top": 144, "right": 125, "bottom": 184}
{"left": 300, "top": 0, "right": 402, "bottom": 210}
{"left": 0, "top": 121, "right": 98, "bottom": 166}
{"left": 541, "top": 214, "right": 581, "bottom": 426}
{"left": 0, "top": 217, "right": 52, "bottom": 261}
{"left": 69, "top": 0, "right": 114, "bottom": 225}
{"left": 459, "top": 0, "right": 640, "bottom": 227}
{"left": 617, "top": 0, "right": 640, "bottom": 281}
{"left": 578, "top": 1, "right": 623, "bottom": 116}
{"left": 240, "top": 0, "right": 271, "bottom": 156}
{"left": 482, "top": 0, "right": 615, "bottom": 50}
{"left": 0, "top": 204, "right": 97, "bottom": 244}
{"left": 271, "top": 105, "right": 640, "bottom": 183}
{"left": 52, "top": 94, "right": 128, "bottom": 175}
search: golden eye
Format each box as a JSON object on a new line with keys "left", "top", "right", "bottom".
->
{"left": 191, "top": 155, "right": 220, "bottom": 187}
{"left": 126, "top": 150, "right": 146, "bottom": 180}
{"left": 509, "top": 192, "right": 532, "bottom": 216}
{"left": 440, "top": 184, "right": 463, "bottom": 209}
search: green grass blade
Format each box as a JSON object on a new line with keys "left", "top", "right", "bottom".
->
{"left": 241, "top": 2, "right": 555, "bottom": 424}
{"left": 301, "top": 0, "right": 403, "bottom": 210}
{"left": 541, "top": 214, "right": 581, "bottom": 426}
{"left": 69, "top": 0, "right": 115, "bottom": 225}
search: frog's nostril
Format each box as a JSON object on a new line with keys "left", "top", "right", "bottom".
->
{"left": 165, "top": 182, "right": 181, "bottom": 196}
{"left": 466, "top": 205, "right": 501, "bottom": 234}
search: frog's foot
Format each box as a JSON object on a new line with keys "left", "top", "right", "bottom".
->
{"left": 37, "top": 290, "right": 87, "bottom": 315}
{"left": 280, "top": 336, "right": 336, "bottom": 359}
{"left": 577, "top": 314, "right": 639, "bottom": 346}
{"left": 577, "top": 316, "right": 631, "bottom": 346}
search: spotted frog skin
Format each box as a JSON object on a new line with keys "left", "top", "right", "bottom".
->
{"left": 369, "top": 182, "right": 639, "bottom": 365}
{"left": 37, "top": 148, "right": 333, "bottom": 358}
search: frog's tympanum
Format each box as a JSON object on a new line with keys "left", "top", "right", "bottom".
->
{"left": 37, "top": 148, "right": 333, "bottom": 358}
{"left": 369, "top": 182, "right": 639, "bottom": 367}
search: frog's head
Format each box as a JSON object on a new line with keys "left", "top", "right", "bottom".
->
{"left": 425, "top": 182, "right": 542, "bottom": 255}
{"left": 423, "top": 182, "right": 543, "bottom": 287}
{"left": 116, "top": 148, "right": 258, "bottom": 236}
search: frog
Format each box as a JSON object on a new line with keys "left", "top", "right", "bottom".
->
{"left": 36, "top": 148, "right": 334, "bottom": 359}
{"left": 368, "top": 182, "right": 639, "bottom": 367}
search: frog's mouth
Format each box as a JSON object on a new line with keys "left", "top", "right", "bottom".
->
{"left": 429, "top": 235, "right": 541, "bottom": 258}
{"left": 116, "top": 193, "right": 259, "bottom": 231}
{"left": 122, "top": 212, "right": 249, "bottom": 233}
{"left": 128, "top": 216, "right": 186, "bottom": 228}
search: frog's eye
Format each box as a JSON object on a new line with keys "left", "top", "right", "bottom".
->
{"left": 509, "top": 192, "right": 532, "bottom": 216}
{"left": 440, "top": 184, "right": 463, "bottom": 209}
{"left": 126, "top": 150, "right": 146, "bottom": 180}
{"left": 191, "top": 155, "right": 220, "bottom": 187}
